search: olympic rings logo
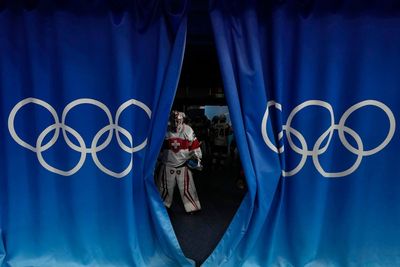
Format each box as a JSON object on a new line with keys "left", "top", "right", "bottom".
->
{"left": 261, "top": 100, "right": 396, "bottom": 178}
{"left": 8, "top": 98, "right": 152, "bottom": 178}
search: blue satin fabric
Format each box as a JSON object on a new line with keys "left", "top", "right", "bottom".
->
{"left": 209, "top": 1, "right": 400, "bottom": 266}
{"left": 0, "top": 1, "right": 192, "bottom": 266}
{"left": 0, "top": 230, "right": 4, "bottom": 266}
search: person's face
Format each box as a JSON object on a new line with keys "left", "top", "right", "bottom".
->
{"left": 170, "top": 112, "right": 183, "bottom": 132}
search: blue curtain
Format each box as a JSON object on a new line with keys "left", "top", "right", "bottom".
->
{"left": 209, "top": 0, "right": 400, "bottom": 266}
{"left": 0, "top": 1, "right": 193, "bottom": 266}
{"left": 0, "top": 229, "right": 4, "bottom": 266}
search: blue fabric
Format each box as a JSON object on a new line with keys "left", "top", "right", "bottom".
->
{"left": 0, "top": 229, "right": 4, "bottom": 266}
{"left": 0, "top": 1, "right": 192, "bottom": 266}
{"left": 209, "top": 0, "right": 400, "bottom": 266}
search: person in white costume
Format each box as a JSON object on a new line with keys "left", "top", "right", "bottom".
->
{"left": 156, "top": 110, "right": 202, "bottom": 213}
{"left": 211, "top": 114, "right": 232, "bottom": 169}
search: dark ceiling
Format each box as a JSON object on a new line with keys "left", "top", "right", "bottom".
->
{"left": 175, "top": 0, "right": 224, "bottom": 105}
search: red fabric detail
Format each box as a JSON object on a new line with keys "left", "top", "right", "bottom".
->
{"left": 189, "top": 138, "right": 201, "bottom": 151}
{"left": 167, "top": 138, "right": 189, "bottom": 153}
{"left": 161, "top": 167, "right": 168, "bottom": 200}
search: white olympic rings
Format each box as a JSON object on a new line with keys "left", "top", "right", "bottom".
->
{"left": 8, "top": 97, "right": 152, "bottom": 178}
{"left": 261, "top": 100, "right": 396, "bottom": 178}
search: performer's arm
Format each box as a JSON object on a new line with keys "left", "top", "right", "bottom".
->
{"left": 188, "top": 128, "right": 202, "bottom": 160}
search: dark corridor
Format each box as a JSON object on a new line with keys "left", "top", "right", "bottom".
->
{"left": 165, "top": 1, "right": 248, "bottom": 265}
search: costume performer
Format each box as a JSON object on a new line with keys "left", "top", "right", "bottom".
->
{"left": 211, "top": 114, "right": 232, "bottom": 169}
{"left": 156, "top": 111, "right": 202, "bottom": 213}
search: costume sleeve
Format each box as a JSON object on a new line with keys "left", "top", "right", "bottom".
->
{"left": 187, "top": 126, "right": 202, "bottom": 159}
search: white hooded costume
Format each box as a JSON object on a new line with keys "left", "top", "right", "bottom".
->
{"left": 156, "top": 111, "right": 202, "bottom": 213}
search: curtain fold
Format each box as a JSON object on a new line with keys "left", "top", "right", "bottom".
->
{"left": 0, "top": 1, "right": 190, "bottom": 266}
{"left": 0, "top": 229, "right": 4, "bottom": 266}
{"left": 209, "top": 0, "right": 400, "bottom": 266}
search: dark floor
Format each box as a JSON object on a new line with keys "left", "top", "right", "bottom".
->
{"left": 167, "top": 158, "right": 247, "bottom": 266}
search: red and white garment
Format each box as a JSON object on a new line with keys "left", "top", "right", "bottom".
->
{"left": 157, "top": 165, "right": 201, "bottom": 212}
{"left": 157, "top": 124, "right": 202, "bottom": 212}
{"left": 161, "top": 124, "right": 202, "bottom": 167}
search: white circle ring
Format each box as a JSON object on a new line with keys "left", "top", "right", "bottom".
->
{"left": 8, "top": 98, "right": 60, "bottom": 152}
{"left": 36, "top": 123, "right": 87, "bottom": 176}
{"left": 312, "top": 125, "right": 364, "bottom": 178}
{"left": 261, "top": 101, "right": 284, "bottom": 153}
{"left": 281, "top": 125, "right": 308, "bottom": 177}
{"left": 61, "top": 98, "right": 114, "bottom": 154}
{"left": 338, "top": 100, "right": 396, "bottom": 156}
{"left": 91, "top": 124, "right": 133, "bottom": 178}
{"left": 285, "top": 100, "right": 335, "bottom": 156}
{"left": 115, "top": 99, "right": 152, "bottom": 153}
